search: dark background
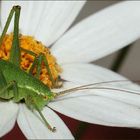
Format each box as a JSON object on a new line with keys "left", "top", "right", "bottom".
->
{"left": 2, "top": 112, "right": 140, "bottom": 140}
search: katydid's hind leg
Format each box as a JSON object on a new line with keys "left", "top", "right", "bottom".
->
{"left": 9, "top": 6, "right": 21, "bottom": 67}
{"left": 0, "top": 6, "right": 15, "bottom": 47}
{"left": 0, "top": 5, "right": 21, "bottom": 66}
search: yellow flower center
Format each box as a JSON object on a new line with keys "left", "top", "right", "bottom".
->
{"left": 0, "top": 33, "right": 62, "bottom": 88}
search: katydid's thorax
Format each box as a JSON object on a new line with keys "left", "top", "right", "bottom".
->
{"left": 0, "top": 59, "right": 55, "bottom": 100}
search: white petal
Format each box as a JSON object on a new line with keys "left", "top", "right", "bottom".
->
{"left": 60, "top": 63, "right": 140, "bottom": 107}
{"left": 0, "top": 1, "right": 49, "bottom": 35}
{"left": 0, "top": 1, "right": 31, "bottom": 34}
{"left": 0, "top": 1, "right": 14, "bottom": 33}
{"left": 35, "top": 1, "right": 85, "bottom": 46}
{"left": 61, "top": 63, "right": 125, "bottom": 84}
{"left": 48, "top": 63, "right": 140, "bottom": 128}
{"left": 49, "top": 93, "right": 140, "bottom": 128}
{"left": 0, "top": 101, "right": 18, "bottom": 137}
{"left": 17, "top": 104, "right": 74, "bottom": 139}
{"left": 52, "top": 1, "right": 140, "bottom": 64}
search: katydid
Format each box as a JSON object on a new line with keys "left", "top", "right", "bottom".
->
{"left": 0, "top": 5, "right": 58, "bottom": 132}
{"left": 0, "top": 5, "right": 140, "bottom": 132}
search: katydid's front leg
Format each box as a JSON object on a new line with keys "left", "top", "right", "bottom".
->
{"left": 29, "top": 53, "right": 43, "bottom": 79}
{"left": 25, "top": 93, "right": 56, "bottom": 132}
{"left": 0, "top": 68, "right": 19, "bottom": 101}
{"left": 28, "top": 53, "right": 57, "bottom": 87}
{"left": 34, "top": 103, "right": 56, "bottom": 132}
{"left": 19, "top": 49, "right": 44, "bottom": 79}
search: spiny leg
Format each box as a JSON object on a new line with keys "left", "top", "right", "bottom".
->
{"left": 0, "top": 4, "right": 60, "bottom": 87}
{"left": 37, "top": 54, "right": 63, "bottom": 88}
{"left": 0, "top": 6, "right": 15, "bottom": 47}
{"left": 42, "top": 54, "right": 55, "bottom": 87}
{"left": 0, "top": 5, "right": 56, "bottom": 133}
{"left": 20, "top": 48, "right": 43, "bottom": 79}
{"left": 20, "top": 48, "right": 37, "bottom": 75}
{"left": 0, "top": 6, "right": 21, "bottom": 67}
{"left": 29, "top": 53, "right": 43, "bottom": 79}
{"left": 26, "top": 52, "right": 57, "bottom": 87}
{"left": 41, "top": 54, "right": 63, "bottom": 88}
{"left": 25, "top": 95, "right": 56, "bottom": 132}
{"left": 21, "top": 47, "right": 36, "bottom": 57}
{"left": 28, "top": 53, "right": 53, "bottom": 81}
{"left": 34, "top": 103, "right": 56, "bottom": 132}
{"left": 9, "top": 6, "right": 21, "bottom": 66}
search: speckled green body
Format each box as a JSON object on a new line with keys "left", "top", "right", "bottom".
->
{"left": 0, "top": 59, "right": 55, "bottom": 109}
{"left": 0, "top": 6, "right": 58, "bottom": 131}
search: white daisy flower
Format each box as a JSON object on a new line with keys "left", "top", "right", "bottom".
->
{"left": 1, "top": 1, "right": 140, "bottom": 139}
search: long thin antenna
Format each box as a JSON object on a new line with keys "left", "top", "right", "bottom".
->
{"left": 55, "top": 80, "right": 140, "bottom": 97}
{"left": 56, "top": 86, "right": 140, "bottom": 97}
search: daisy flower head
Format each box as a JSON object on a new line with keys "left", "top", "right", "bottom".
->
{"left": 1, "top": 1, "right": 140, "bottom": 139}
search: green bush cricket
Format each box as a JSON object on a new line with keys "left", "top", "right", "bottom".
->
{"left": 0, "top": 5, "right": 58, "bottom": 132}
{"left": 0, "top": 5, "right": 140, "bottom": 133}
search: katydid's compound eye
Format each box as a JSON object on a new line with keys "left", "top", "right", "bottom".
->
{"left": 0, "top": 33, "right": 62, "bottom": 88}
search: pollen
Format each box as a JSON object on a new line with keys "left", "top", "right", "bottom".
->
{"left": 0, "top": 33, "right": 62, "bottom": 88}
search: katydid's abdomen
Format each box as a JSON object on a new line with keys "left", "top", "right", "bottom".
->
{"left": 0, "top": 59, "right": 55, "bottom": 101}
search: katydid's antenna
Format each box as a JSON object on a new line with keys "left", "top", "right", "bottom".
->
{"left": 56, "top": 80, "right": 140, "bottom": 97}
